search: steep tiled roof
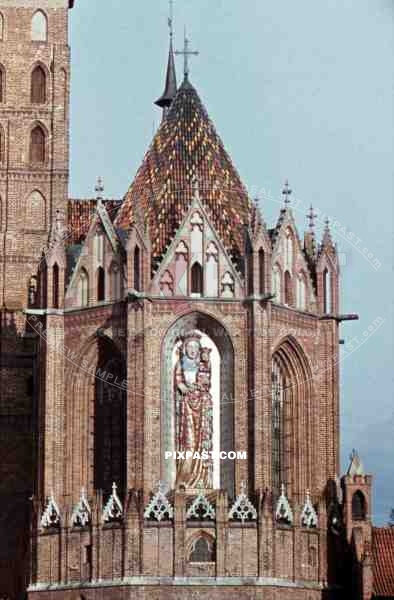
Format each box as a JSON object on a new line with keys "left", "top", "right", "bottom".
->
{"left": 67, "top": 199, "right": 122, "bottom": 245}
{"left": 115, "top": 78, "right": 251, "bottom": 266}
{"left": 373, "top": 528, "right": 394, "bottom": 597}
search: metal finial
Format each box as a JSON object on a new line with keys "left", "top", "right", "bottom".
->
{"left": 282, "top": 179, "right": 292, "bottom": 206}
{"left": 95, "top": 176, "right": 104, "bottom": 200}
{"left": 307, "top": 205, "right": 316, "bottom": 231}
{"left": 175, "top": 28, "right": 199, "bottom": 80}
{"left": 168, "top": 0, "right": 174, "bottom": 38}
{"left": 325, "top": 216, "right": 330, "bottom": 230}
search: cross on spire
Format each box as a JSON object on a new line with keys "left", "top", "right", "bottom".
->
{"left": 175, "top": 28, "right": 199, "bottom": 81}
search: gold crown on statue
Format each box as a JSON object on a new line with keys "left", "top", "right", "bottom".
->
{"left": 182, "top": 330, "right": 202, "bottom": 343}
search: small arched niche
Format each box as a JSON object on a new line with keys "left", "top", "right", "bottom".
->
{"left": 189, "top": 534, "right": 215, "bottom": 563}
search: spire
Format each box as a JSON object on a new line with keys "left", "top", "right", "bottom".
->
{"left": 155, "top": 1, "right": 178, "bottom": 112}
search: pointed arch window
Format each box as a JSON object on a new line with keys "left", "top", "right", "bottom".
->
{"left": 259, "top": 249, "right": 265, "bottom": 294}
{"left": 0, "top": 66, "right": 4, "bottom": 103}
{"left": 52, "top": 263, "right": 59, "bottom": 309}
{"left": 272, "top": 340, "right": 312, "bottom": 499}
{"left": 0, "top": 13, "right": 4, "bottom": 41}
{"left": 31, "top": 65, "right": 46, "bottom": 104}
{"left": 31, "top": 10, "right": 48, "bottom": 42}
{"left": 272, "top": 357, "right": 285, "bottom": 497}
{"left": 78, "top": 268, "right": 89, "bottom": 307}
{"left": 272, "top": 264, "right": 281, "bottom": 302}
{"left": 191, "top": 262, "right": 203, "bottom": 296}
{"left": 95, "top": 355, "right": 126, "bottom": 497}
{"left": 323, "top": 268, "right": 331, "bottom": 313}
{"left": 134, "top": 246, "right": 141, "bottom": 291}
{"left": 25, "top": 190, "right": 46, "bottom": 229}
{"left": 97, "top": 267, "right": 105, "bottom": 302}
{"left": 352, "top": 491, "right": 366, "bottom": 521}
{"left": 30, "top": 125, "right": 46, "bottom": 164}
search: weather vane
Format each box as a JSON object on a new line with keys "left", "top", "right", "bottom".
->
{"left": 175, "top": 27, "right": 199, "bottom": 80}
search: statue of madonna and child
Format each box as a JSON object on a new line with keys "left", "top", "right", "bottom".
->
{"left": 174, "top": 331, "right": 213, "bottom": 489}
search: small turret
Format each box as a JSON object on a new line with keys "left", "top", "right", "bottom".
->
{"left": 341, "top": 450, "right": 372, "bottom": 545}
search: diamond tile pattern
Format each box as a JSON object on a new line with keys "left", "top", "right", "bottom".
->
{"left": 115, "top": 78, "right": 251, "bottom": 265}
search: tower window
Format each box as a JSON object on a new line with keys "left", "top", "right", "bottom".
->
{"left": 134, "top": 246, "right": 141, "bottom": 291}
{"left": 31, "top": 66, "right": 46, "bottom": 104}
{"left": 31, "top": 10, "right": 48, "bottom": 42}
{"left": 191, "top": 262, "right": 203, "bottom": 295}
{"left": 0, "top": 13, "right": 4, "bottom": 41}
{"left": 30, "top": 125, "right": 46, "bottom": 164}
{"left": 52, "top": 263, "right": 59, "bottom": 309}
{"left": 97, "top": 267, "right": 105, "bottom": 302}
{"left": 352, "top": 491, "right": 366, "bottom": 521}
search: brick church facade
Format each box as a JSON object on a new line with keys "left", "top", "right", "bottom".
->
{"left": 0, "top": 2, "right": 393, "bottom": 599}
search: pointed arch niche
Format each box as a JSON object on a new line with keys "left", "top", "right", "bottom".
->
{"left": 67, "top": 335, "right": 126, "bottom": 501}
{"left": 161, "top": 312, "right": 235, "bottom": 498}
{"left": 271, "top": 337, "right": 314, "bottom": 500}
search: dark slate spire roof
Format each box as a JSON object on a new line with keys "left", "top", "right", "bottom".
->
{"left": 155, "top": 37, "right": 178, "bottom": 110}
{"left": 116, "top": 78, "right": 252, "bottom": 264}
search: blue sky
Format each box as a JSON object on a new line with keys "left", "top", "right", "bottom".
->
{"left": 69, "top": 0, "right": 393, "bottom": 524}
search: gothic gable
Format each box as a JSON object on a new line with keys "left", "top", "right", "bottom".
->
{"left": 271, "top": 210, "right": 316, "bottom": 311}
{"left": 65, "top": 201, "right": 125, "bottom": 308}
{"left": 151, "top": 193, "right": 244, "bottom": 299}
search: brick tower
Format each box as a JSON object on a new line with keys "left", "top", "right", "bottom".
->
{"left": 0, "top": 1, "right": 73, "bottom": 597}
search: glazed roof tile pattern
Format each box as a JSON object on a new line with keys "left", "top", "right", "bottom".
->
{"left": 115, "top": 78, "right": 252, "bottom": 264}
{"left": 67, "top": 199, "right": 122, "bottom": 245}
{"left": 373, "top": 528, "right": 394, "bottom": 597}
